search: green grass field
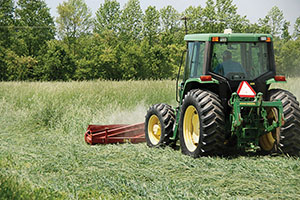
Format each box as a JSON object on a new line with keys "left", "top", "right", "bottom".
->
{"left": 0, "top": 79, "right": 300, "bottom": 199}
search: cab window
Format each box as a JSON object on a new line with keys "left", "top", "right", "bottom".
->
{"left": 185, "top": 41, "right": 205, "bottom": 79}
{"left": 210, "top": 42, "right": 270, "bottom": 80}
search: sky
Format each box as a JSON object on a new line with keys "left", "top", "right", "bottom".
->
{"left": 45, "top": 0, "right": 300, "bottom": 32}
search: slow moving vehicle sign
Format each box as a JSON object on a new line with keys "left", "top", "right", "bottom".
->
{"left": 237, "top": 81, "right": 256, "bottom": 98}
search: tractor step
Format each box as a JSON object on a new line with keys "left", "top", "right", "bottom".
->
{"left": 84, "top": 123, "right": 145, "bottom": 145}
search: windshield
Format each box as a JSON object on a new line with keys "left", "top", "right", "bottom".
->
{"left": 210, "top": 42, "right": 270, "bottom": 80}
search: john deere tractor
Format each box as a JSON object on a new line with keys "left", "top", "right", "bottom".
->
{"left": 145, "top": 31, "right": 300, "bottom": 157}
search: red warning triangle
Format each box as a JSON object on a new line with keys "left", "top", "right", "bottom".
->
{"left": 237, "top": 81, "right": 256, "bottom": 98}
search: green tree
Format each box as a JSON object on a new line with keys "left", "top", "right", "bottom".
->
{"left": 0, "top": 45, "right": 7, "bottom": 80}
{"left": 293, "top": 16, "right": 300, "bottom": 39}
{"left": 56, "top": 0, "right": 92, "bottom": 54}
{"left": 281, "top": 21, "right": 291, "bottom": 41}
{"left": 182, "top": 6, "right": 202, "bottom": 34}
{"left": 242, "top": 23, "right": 262, "bottom": 33}
{"left": 16, "top": 0, "right": 55, "bottom": 56}
{"left": 118, "top": 40, "right": 142, "bottom": 79}
{"left": 160, "top": 5, "right": 180, "bottom": 34}
{"left": 0, "top": 0, "right": 15, "bottom": 48}
{"left": 94, "top": 0, "right": 121, "bottom": 35}
{"left": 0, "top": 0, "right": 15, "bottom": 80}
{"left": 143, "top": 6, "right": 160, "bottom": 45}
{"left": 140, "top": 42, "right": 179, "bottom": 79}
{"left": 202, "top": 0, "right": 248, "bottom": 33}
{"left": 275, "top": 38, "right": 300, "bottom": 76}
{"left": 259, "top": 6, "right": 288, "bottom": 38}
{"left": 159, "top": 5, "right": 181, "bottom": 46}
{"left": 74, "top": 33, "right": 119, "bottom": 80}
{"left": 120, "top": 0, "right": 143, "bottom": 41}
{"left": 5, "top": 50, "right": 37, "bottom": 80}
{"left": 37, "top": 40, "right": 75, "bottom": 80}
{"left": 201, "top": 0, "right": 217, "bottom": 32}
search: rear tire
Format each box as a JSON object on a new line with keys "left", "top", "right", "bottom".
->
{"left": 145, "top": 103, "right": 175, "bottom": 147}
{"left": 268, "top": 89, "right": 300, "bottom": 156}
{"left": 179, "top": 89, "right": 225, "bottom": 157}
{"left": 259, "top": 107, "right": 280, "bottom": 153}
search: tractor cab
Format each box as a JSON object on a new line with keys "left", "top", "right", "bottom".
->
{"left": 181, "top": 32, "right": 277, "bottom": 110}
{"left": 183, "top": 32, "right": 275, "bottom": 80}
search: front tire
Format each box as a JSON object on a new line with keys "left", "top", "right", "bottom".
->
{"left": 145, "top": 104, "right": 175, "bottom": 147}
{"left": 179, "top": 89, "right": 225, "bottom": 157}
{"left": 268, "top": 89, "right": 300, "bottom": 156}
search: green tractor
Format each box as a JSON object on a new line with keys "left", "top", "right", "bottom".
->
{"left": 145, "top": 31, "right": 300, "bottom": 157}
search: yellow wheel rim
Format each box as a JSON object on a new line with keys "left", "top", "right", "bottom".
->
{"left": 148, "top": 115, "right": 161, "bottom": 145}
{"left": 183, "top": 105, "right": 200, "bottom": 152}
{"left": 259, "top": 108, "right": 278, "bottom": 151}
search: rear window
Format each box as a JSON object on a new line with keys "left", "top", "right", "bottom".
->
{"left": 210, "top": 42, "right": 270, "bottom": 80}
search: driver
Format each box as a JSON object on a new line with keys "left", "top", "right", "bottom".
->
{"left": 214, "top": 50, "right": 246, "bottom": 76}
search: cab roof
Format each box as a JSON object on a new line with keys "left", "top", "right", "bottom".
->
{"left": 184, "top": 33, "right": 273, "bottom": 42}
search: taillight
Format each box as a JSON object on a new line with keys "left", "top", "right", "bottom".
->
{"left": 274, "top": 75, "right": 286, "bottom": 82}
{"left": 200, "top": 75, "right": 212, "bottom": 82}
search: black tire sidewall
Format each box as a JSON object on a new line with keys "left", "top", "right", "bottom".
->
{"left": 268, "top": 88, "right": 300, "bottom": 156}
{"left": 145, "top": 105, "right": 167, "bottom": 147}
{"left": 179, "top": 92, "right": 204, "bottom": 157}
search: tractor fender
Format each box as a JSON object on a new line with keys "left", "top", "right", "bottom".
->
{"left": 181, "top": 78, "right": 219, "bottom": 102}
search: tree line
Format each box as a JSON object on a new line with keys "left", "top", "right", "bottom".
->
{"left": 0, "top": 0, "right": 300, "bottom": 81}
